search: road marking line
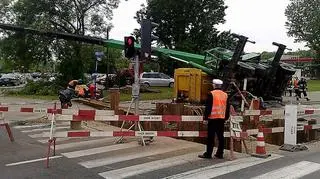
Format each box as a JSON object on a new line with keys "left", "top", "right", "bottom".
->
{"left": 13, "top": 124, "right": 50, "bottom": 129}
{"left": 38, "top": 138, "right": 70, "bottom": 143}
{"left": 80, "top": 143, "right": 197, "bottom": 168}
{"left": 28, "top": 133, "right": 48, "bottom": 138}
{"left": 61, "top": 141, "right": 139, "bottom": 158}
{"left": 55, "top": 138, "right": 115, "bottom": 150}
{"left": 251, "top": 161, "right": 320, "bottom": 179}
{"left": 6, "top": 156, "right": 62, "bottom": 167}
{"left": 99, "top": 152, "right": 202, "bottom": 178}
{"left": 162, "top": 154, "right": 283, "bottom": 179}
{"left": 21, "top": 126, "right": 68, "bottom": 133}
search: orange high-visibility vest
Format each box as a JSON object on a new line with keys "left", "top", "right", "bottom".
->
{"left": 208, "top": 90, "right": 228, "bottom": 119}
{"left": 294, "top": 79, "right": 299, "bottom": 88}
{"left": 78, "top": 88, "right": 85, "bottom": 96}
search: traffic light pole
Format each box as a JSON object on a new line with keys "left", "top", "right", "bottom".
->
{"left": 132, "top": 55, "right": 147, "bottom": 146}
{"left": 133, "top": 55, "right": 140, "bottom": 116}
{"left": 115, "top": 54, "right": 147, "bottom": 146}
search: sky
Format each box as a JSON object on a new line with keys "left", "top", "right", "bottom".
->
{"left": 110, "top": 0, "right": 308, "bottom": 53}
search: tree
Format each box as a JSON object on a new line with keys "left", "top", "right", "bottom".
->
{"left": 285, "top": 0, "right": 320, "bottom": 57}
{"left": 261, "top": 51, "right": 276, "bottom": 61}
{"left": 134, "top": 0, "right": 233, "bottom": 53}
{"left": 0, "top": 0, "right": 119, "bottom": 78}
{"left": 133, "top": 0, "right": 236, "bottom": 76}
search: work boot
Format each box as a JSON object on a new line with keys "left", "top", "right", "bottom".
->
{"left": 214, "top": 154, "right": 224, "bottom": 159}
{"left": 198, "top": 152, "right": 212, "bottom": 159}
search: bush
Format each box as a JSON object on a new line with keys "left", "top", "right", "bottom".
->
{"left": 8, "top": 80, "right": 62, "bottom": 96}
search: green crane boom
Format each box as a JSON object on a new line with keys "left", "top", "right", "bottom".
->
{"left": 0, "top": 23, "right": 215, "bottom": 74}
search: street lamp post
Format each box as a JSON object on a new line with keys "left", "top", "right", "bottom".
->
{"left": 94, "top": 51, "right": 104, "bottom": 99}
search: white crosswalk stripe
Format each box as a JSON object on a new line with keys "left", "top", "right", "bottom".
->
{"left": 79, "top": 142, "right": 198, "bottom": 169}
{"left": 54, "top": 137, "right": 115, "bottom": 150}
{"left": 21, "top": 126, "right": 69, "bottom": 133}
{"left": 13, "top": 124, "right": 50, "bottom": 129}
{"left": 162, "top": 154, "right": 283, "bottom": 179}
{"left": 98, "top": 152, "right": 202, "bottom": 179}
{"left": 13, "top": 123, "right": 320, "bottom": 179}
{"left": 37, "top": 138, "right": 70, "bottom": 144}
{"left": 251, "top": 161, "right": 320, "bottom": 179}
{"left": 62, "top": 141, "right": 140, "bottom": 159}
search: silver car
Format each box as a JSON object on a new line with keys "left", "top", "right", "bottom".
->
{"left": 140, "top": 72, "right": 174, "bottom": 88}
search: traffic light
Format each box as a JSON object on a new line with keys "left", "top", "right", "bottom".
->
{"left": 124, "top": 36, "right": 135, "bottom": 58}
{"left": 141, "top": 19, "right": 159, "bottom": 60}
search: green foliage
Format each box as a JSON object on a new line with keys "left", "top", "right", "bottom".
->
{"left": 8, "top": 80, "right": 61, "bottom": 96}
{"left": 285, "top": 0, "right": 320, "bottom": 56}
{"left": 307, "top": 80, "right": 320, "bottom": 92}
{"left": 133, "top": 0, "right": 236, "bottom": 76}
{"left": 261, "top": 51, "right": 276, "bottom": 61}
{"left": 0, "top": 0, "right": 120, "bottom": 77}
{"left": 104, "top": 87, "right": 173, "bottom": 101}
{"left": 114, "top": 57, "right": 130, "bottom": 71}
{"left": 134, "top": 0, "right": 235, "bottom": 53}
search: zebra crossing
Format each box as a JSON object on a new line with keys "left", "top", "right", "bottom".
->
{"left": 12, "top": 123, "right": 320, "bottom": 179}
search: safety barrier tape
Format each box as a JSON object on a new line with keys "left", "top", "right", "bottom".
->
{"left": 54, "top": 114, "right": 203, "bottom": 122}
{"left": 0, "top": 107, "right": 116, "bottom": 116}
{"left": 303, "top": 124, "right": 320, "bottom": 130}
{"left": 0, "top": 101, "right": 56, "bottom": 106}
{"left": 244, "top": 109, "right": 320, "bottom": 116}
{"left": 243, "top": 109, "right": 320, "bottom": 122}
{"left": 0, "top": 116, "right": 14, "bottom": 141}
{"left": 38, "top": 127, "right": 289, "bottom": 138}
{"left": 244, "top": 109, "right": 285, "bottom": 116}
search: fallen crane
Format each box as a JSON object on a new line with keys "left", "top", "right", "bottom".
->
{"left": 0, "top": 23, "right": 297, "bottom": 107}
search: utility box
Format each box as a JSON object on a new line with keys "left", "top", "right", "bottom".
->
{"left": 174, "top": 68, "right": 212, "bottom": 103}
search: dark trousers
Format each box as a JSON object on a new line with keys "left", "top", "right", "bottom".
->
{"left": 206, "top": 119, "right": 225, "bottom": 157}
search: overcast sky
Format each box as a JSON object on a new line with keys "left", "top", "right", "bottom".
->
{"left": 110, "top": 0, "right": 308, "bottom": 53}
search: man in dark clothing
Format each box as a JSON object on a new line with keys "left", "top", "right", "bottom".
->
{"left": 68, "top": 79, "right": 83, "bottom": 89}
{"left": 198, "top": 79, "right": 230, "bottom": 159}
{"left": 298, "top": 77, "right": 310, "bottom": 101}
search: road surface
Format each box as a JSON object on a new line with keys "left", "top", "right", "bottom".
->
{"left": 1, "top": 96, "right": 320, "bottom": 178}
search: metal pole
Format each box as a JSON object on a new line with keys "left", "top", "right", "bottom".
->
{"left": 133, "top": 55, "right": 140, "bottom": 116}
{"left": 241, "top": 78, "right": 248, "bottom": 112}
{"left": 133, "top": 55, "right": 145, "bottom": 146}
{"left": 94, "top": 59, "right": 98, "bottom": 99}
{"left": 106, "top": 29, "right": 110, "bottom": 89}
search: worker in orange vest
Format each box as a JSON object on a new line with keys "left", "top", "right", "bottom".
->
{"left": 198, "top": 79, "right": 230, "bottom": 159}
{"left": 293, "top": 77, "right": 300, "bottom": 100}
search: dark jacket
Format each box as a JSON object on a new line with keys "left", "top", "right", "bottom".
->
{"left": 204, "top": 89, "right": 230, "bottom": 121}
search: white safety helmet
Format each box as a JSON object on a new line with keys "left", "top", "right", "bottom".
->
{"left": 212, "top": 79, "right": 223, "bottom": 85}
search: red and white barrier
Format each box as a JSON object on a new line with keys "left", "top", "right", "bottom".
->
{"left": 298, "top": 109, "right": 320, "bottom": 115}
{"left": 41, "top": 130, "right": 209, "bottom": 138}
{"left": 56, "top": 114, "right": 203, "bottom": 122}
{"left": 0, "top": 107, "right": 50, "bottom": 113}
{"left": 303, "top": 124, "right": 320, "bottom": 130}
{"left": 0, "top": 113, "right": 14, "bottom": 142}
{"left": 244, "top": 109, "right": 284, "bottom": 116}
{"left": 244, "top": 108, "right": 320, "bottom": 116}
{"left": 40, "top": 127, "right": 288, "bottom": 139}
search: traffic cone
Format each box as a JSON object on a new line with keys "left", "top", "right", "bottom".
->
{"left": 251, "top": 126, "right": 271, "bottom": 158}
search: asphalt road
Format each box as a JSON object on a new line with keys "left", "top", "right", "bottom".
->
{"left": 2, "top": 125, "right": 320, "bottom": 179}
{"left": 1, "top": 96, "right": 320, "bottom": 179}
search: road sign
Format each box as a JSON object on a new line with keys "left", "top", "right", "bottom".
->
{"left": 284, "top": 105, "right": 297, "bottom": 145}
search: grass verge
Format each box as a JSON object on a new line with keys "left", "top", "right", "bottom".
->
{"left": 307, "top": 80, "right": 320, "bottom": 92}
{"left": 105, "top": 87, "right": 173, "bottom": 101}
{"left": 7, "top": 94, "right": 57, "bottom": 101}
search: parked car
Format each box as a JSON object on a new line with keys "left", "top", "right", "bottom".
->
{"left": 140, "top": 72, "right": 174, "bottom": 87}
{"left": 0, "top": 74, "right": 21, "bottom": 86}
{"left": 0, "top": 77, "right": 18, "bottom": 86}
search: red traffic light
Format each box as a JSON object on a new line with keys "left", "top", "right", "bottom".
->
{"left": 127, "top": 38, "right": 133, "bottom": 45}
{"left": 124, "top": 36, "right": 135, "bottom": 58}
